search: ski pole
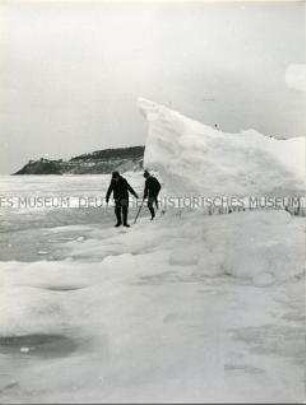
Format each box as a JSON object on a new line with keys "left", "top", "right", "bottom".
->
{"left": 134, "top": 198, "right": 144, "bottom": 224}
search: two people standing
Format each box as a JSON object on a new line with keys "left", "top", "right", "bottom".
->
{"left": 105, "top": 170, "right": 161, "bottom": 227}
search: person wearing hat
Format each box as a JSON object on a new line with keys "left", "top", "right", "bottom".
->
{"left": 143, "top": 170, "right": 161, "bottom": 220}
{"left": 106, "top": 171, "right": 139, "bottom": 227}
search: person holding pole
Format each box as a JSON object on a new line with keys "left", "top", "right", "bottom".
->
{"left": 143, "top": 170, "right": 161, "bottom": 220}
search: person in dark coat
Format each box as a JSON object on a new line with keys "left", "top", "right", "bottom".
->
{"left": 106, "top": 171, "right": 138, "bottom": 227}
{"left": 143, "top": 170, "right": 161, "bottom": 220}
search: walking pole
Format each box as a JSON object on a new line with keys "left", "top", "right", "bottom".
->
{"left": 134, "top": 198, "right": 144, "bottom": 224}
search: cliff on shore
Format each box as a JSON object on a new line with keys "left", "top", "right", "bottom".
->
{"left": 14, "top": 146, "right": 145, "bottom": 175}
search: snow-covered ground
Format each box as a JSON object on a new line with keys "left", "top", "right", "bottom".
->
{"left": 0, "top": 176, "right": 305, "bottom": 403}
{"left": 0, "top": 178, "right": 305, "bottom": 403}
{"left": 0, "top": 101, "right": 305, "bottom": 403}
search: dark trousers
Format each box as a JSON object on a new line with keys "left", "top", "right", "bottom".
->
{"left": 115, "top": 199, "right": 128, "bottom": 225}
{"left": 148, "top": 195, "right": 158, "bottom": 218}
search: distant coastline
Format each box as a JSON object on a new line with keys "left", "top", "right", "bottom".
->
{"left": 14, "top": 146, "right": 145, "bottom": 175}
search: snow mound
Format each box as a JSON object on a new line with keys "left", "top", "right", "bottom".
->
{"left": 138, "top": 98, "right": 305, "bottom": 196}
{"left": 0, "top": 208, "right": 305, "bottom": 403}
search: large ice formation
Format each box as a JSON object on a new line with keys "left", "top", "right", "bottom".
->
{"left": 138, "top": 98, "right": 305, "bottom": 196}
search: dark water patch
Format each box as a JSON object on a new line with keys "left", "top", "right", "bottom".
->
{"left": 0, "top": 334, "right": 78, "bottom": 359}
{"left": 0, "top": 380, "right": 19, "bottom": 395}
{"left": 135, "top": 270, "right": 232, "bottom": 286}
{"left": 135, "top": 271, "right": 180, "bottom": 286}
{"left": 224, "top": 363, "right": 264, "bottom": 375}
{"left": 42, "top": 285, "right": 85, "bottom": 291}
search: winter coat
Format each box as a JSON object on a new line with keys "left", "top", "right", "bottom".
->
{"left": 106, "top": 176, "right": 138, "bottom": 203}
{"left": 144, "top": 176, "right": 161, "bottom": 199}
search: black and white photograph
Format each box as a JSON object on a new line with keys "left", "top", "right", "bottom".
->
{"left": 0, "top": 0, "right": 305, "bottom": 403}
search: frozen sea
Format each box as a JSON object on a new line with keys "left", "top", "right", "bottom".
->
{"left": 0, "top": 175, "right": 305, "bottom": 403}
{"left": 0, "top": 174, "right": 135, "bottom": 261}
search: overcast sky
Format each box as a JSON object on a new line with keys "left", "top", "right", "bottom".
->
{"left": 0, "top": 1, "right": 305, "bottom": 174}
